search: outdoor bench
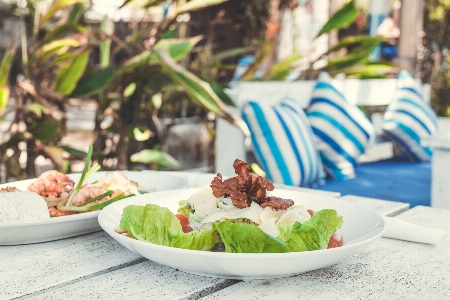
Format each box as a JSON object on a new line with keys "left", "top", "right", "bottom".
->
{"left": 216, "top": 79, "right": 448, "bottom": 208}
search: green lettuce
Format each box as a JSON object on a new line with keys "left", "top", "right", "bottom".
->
{"left": 119, "top": 204, "right": 218, "bottom": 251}
{"left": 119, "top": 204, "right": 343, "bottom": 253}
{"left": 277, "top": 209, "right": 344, "bottom": 252}
{"left": 213, "top": 221, "right": 291, "bottom": 253}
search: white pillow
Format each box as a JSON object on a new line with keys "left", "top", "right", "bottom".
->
{"left": 242, "top": 97, "right": 326, "bottom": 187}
{"left": 382, "top": 71, "right": 438, "bottom": 161}
{"left": 306, "top": 72, "right": 376, "bottom": 180}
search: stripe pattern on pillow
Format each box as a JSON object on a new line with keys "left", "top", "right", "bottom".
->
{"left": 242, "top": 97, "right": 325, "bottom": 187}
{"left": 306, "top": 72, "right": 376, "bottom": 180}
{"left": 382, "top": 71, "right": 437, "bottom": 161}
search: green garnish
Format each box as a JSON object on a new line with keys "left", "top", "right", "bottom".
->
{"left": 65, "top": 145, "right": 101, "bottom": 207}
{"left": 57, "top": 145, "right": 132, "bottom": 212}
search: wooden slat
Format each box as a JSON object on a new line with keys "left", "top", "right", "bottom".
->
{"left": 0, "top": 232, "right": 142, "bottom": 299}
{"left": 24, "top": 261, "right": 238, "bottom": 300}
{"left": 201, "top": 206, "right": 450, "bottom": 299}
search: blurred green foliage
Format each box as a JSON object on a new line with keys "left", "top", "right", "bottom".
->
{"left": 242, "top": 0, "right": 394, "bottom": 81}
{"left": 0, "top": 0, "right": 247, "bottom": 181}
{"left": 422, "top": 0, "right": 450, "bottom": 117}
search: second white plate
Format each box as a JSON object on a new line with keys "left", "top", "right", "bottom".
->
{"left": 0, "top": 171, "right": 189, "bottom": 245}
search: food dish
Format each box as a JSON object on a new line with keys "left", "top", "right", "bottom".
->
{"left": 98, "top": 188, "right": 386, "bottom": 279}
{"left": 0, "top": 171, "right": 189, "bottom": 245}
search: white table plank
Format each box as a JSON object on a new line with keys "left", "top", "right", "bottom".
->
{"left": 25, "top": 261, "right": 238, "bottom": 300}
{"left": 201, "top": 206, "right": 450, "bottom": 300}
{"left": 340, "top": 195, "right": 409, "bottom": 216}
{"left": 0, "top": 232, "right": 141, "bottom": 300}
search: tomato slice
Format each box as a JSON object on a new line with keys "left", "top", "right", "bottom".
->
{"left": 307, "top": 209, "right": 314, "bottom": 216}
{"left": 182, "top": 225, "right": 193, "bottom": 233}
{"left": 328, "top": 232, "right": 344, "bottom": 248}
{"left": 175, "top": 214, "right": 190, "bottom": 226}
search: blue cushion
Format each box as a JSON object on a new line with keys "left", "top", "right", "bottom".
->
{"left": 382, "top": 71, "right": 438, "bottom": 161}
{"left": 306, "top": 72, "right": 376, "bottom": 180}
{"left": 242, "top": 97, "right": 326, "bottom": 187}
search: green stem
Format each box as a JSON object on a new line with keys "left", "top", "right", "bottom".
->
{"left": 66, "top": 145, "right": 100, "bottom": 206}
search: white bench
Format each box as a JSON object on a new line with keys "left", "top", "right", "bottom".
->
{"left": 215, "top": 79, "right": 432, "bottom": 177}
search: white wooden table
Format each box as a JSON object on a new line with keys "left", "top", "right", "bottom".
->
{"left": 423, "top": 132, "right": 450, "bottom": 209}
{"left": 4, "top": 192, "right": 441, "bottom": 300}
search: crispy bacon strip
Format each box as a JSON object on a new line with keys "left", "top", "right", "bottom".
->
{"left": 259, "top": 197, "right": 295, "bottom": 210}
{"left": 210, "top": 174, "right": 250, "bottom": 208}
{"left": 210, "top": 159, "right": 293, "bottom": 210}
{"left": 233, "top": 159, "right": 274, "bottom": 201}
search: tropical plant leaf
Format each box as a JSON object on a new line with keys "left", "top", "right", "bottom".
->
{"left": 316, "top": 0, "right": 358, "bottom": 38}
{"left": 0, "top": 47, "right": 15, "bottom": 86}
{"left": 207, "top": 47, "right": 249, "bottom": 67}
{"left": 267, "top": 68, "right": 291, "bottom": 81}
{"left": 55, "top": 50, "right": 90, "bottom": 95}
{"left": 40, "top": 38, "right": 82, "bottom": 63}
{"left": 133, "top": 126, "right": 152, "bottom": 141}
{"left": 28, "top": 118, "right": 60, "bottom": 143}
{"left": 323, "top": 35, "right": 385, "bottom": 60}
{"left": 323, "top": 53, "right": 370, "bottom": 73}
{"left": 42, "top": 24, "right": 87, "bottom": 45}
{"left": 61, "top": 145, "right": 87, "bottom": 157}
{"left": 68, "top": 2, "right": 85, "bottom": 23}
{"left": 40, "top": 0, "right": 89, "bottom": 27}
{"left": 120, "top": 0, "right": 166, "bottom": 9}
{"left": 123, "top": 83, "right": 137, "bottom": 97}
{"left": 270, "top": 53, "right": 302, "bottom": 75}
{"left": 0, "top": 47, "right": 14, "bottom": 111}
{"left": 207, "top": 80, "right": 235, "bottom": 106}
{"left": 154, "top": 36, "right": 203, "bottom": 61}
{"left": 0, "top": 86, "right": 10, "bottom": 112}
{"left": 121, "top": 51, "right": 153, "bottom": 73}
{"left": 266, "top": 53, "right": 302, "bottom": 80}
{"left": 176, "top": 0, "right": 228, "bottom": 14}
{"left": 130, "top": 149, "right": 181, "bottom": 169}
{"left": 100, "top": 16, "right": 112, "bottom": 68}
{"left": 153, "top": 50, "right": 249, "bottom": 137}
{"left": 146, "top": 73, "right": 174, "bottom": 91}
{"left": 343, "top": 64, "right": 395, "bottom": 78}
{"left": 328, "top": 36, "right": 385, "bottom": 54}
{"left": 162, "top": 29, "right": 178, "bottom": 39}
{"left": 70, "top": 66, "right": 117, "bottom": 98}
{"left": 27, "top": 103, "right": 49, "bottom": 115}
{"left": 241, "top": 39, "right": 274, "bottom": 81}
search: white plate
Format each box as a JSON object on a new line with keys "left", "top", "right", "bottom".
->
{"left": 0, "top": 171, "right": 189, "bottom": 245}
{"left": 98, "top": 188, "right": 386, "bottom": 280}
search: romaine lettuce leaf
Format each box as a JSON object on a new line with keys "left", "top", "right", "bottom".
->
{"left": 277, "top": 209, "right": 343, "bottom": 252}
{"left": 119, "top": 204, "right": 218, "bottom": 251}
{"left": 213, "top": 220, "right": 291, "bottom": 253}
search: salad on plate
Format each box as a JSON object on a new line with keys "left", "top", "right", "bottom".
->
{"left": 116, "top": 159, "right": 344, "bottom": 253}
{"left": 0, "top": 146, "right": 147, "bottom": 223}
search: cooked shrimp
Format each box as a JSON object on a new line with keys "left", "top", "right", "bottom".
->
{"left": 27, "top": 170, "right": 75, "bottom": 198}
{"left": 71, "top": 186, "right": 111, "bottom": 206}
{"left": 48, "top": 207, "right": 76, "bottom": 217}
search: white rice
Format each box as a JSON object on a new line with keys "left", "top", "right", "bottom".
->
{"left": 0, "top": 191, "right": 50, "bottom": 223}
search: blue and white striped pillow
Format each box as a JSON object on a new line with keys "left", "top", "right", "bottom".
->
{"left": 306, "top": 72, "right": 376, "bottom": 180}
{"left": 382, "top": 71, "right": 438, "bottom": 161}
{"left": 242, "top": 97, "right": 326, "bottom": 187}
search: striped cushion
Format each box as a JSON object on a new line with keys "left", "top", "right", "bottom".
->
{"left": 382, "top": 71, "right": 438, "bottom": 161}
{"left": 306, "top": 72, "right": 376, "bottom": 180}
{"left": 242, "top": 97, "right": 326, "bottom": 187}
